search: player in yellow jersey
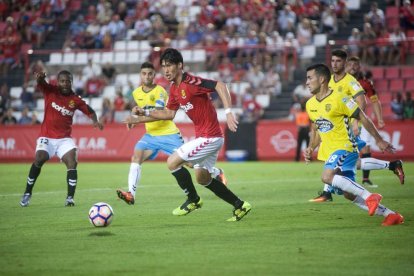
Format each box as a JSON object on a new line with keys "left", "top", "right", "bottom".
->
{"left": 304, "top": 63, "right": 403, "bottom": 226}
{"left": 117, "top": 62, "right": 226, "bottom": 205}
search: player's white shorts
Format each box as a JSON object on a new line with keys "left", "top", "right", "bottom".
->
{"left": 36, "top": 137, "right": 77, "bottom": 159}
{"left": 360, "top": 126, "right": 373, "bottom": 147}
{"left": 177, "top": 137, "right": 224, "bottom": 174}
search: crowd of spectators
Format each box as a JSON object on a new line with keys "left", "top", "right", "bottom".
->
{"left": 391, "top": 91, "right": 414, "bottom": 120}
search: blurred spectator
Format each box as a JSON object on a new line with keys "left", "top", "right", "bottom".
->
{"left": 241, "top": 91, "right": 263, "bottom": 122}
{"left": 245, "top": 64, "right": 265, "bottom": 90}
{"left": 107, "top": 14, "right": 126, "bottom": 41}
{"left": 391, "top": 92, "right": 404, "bottom": 120}
{"left": 284, "top": 32, "right": 301, "bottom": 56}
{"left": 218, "top": 57, "right": 235, "bottom": 83}
{"left": 73, "top": 69, "right": 85, "bottom": 96}
{"left": 321, "top": 5, "right": 338, "bottom": 34}
{"left": 18, "top": 106, "right": 32, "bottom": 124}
{"left": 85, "top": 76, "right": 104, "bottom": 98}
{"left": 366, "top": 2, "right": 385, "bottom": 35}
{"left": 388, "top": 26, "right": 407, "bottom": 65}
{"left": 376, "top": 28, "right": 390, "bottom": 65}
{"left": 20, "top": 83, "right": 35, "bottom": 110}
{"left": 263, "top": 68, "right": 282, "bottom": 96}
{"left": 84, "top": 5, "right": 98, "bottom": 24}
{"left": 0, "top": 25, "right": 22, "bottom": 75}
{"left": 294, "top": 102, "right": 310, "bottom": 162}
{"left": 403, "top": 91, "right": 414, "bottom": 119}
{"left": 2, "top": 107, "right": 17, "bottom": 125}
{"left": 97, "top": 1, "right": 113, "bottom": 24}
{"left": 266, "top": 31, "right": 284, "bottom": 59}
{"left": 0, "top": 83, "right": 11, "bottom": 117}
{"left": 296, "top": 18, "right": 315, "bottom": 46}
{"left": 39, "top": 5, "right": 56, "bottom": 34}
{"left": 31, "top": 112, "right": 41, "bottom": 124}
{"left": 113, "top": 89, "right": 126, "bottom": 111}
{"left": 360, "top": 22, "right": 376, "bottom": 65}
{"left": 123, "top": 80, "right": 136, "bottom": 110}
{"left": 278, "top": 5, "right": 296, "bottom": 36}
{"left": 133, "top": 12, "right": 152, "bottom": 40}
{"left": 82, "top": 58, "right": 102, "bottom": 80}
{"left": 30, "top": 17, "right": 46, "bottom": 48}
{"left": 335, "top": 0, "right": 349, "bottom": 26}
{"left": 400, "top": 0, "right": 414, "bottom": 30}
{"left": 100, "top": 97, "right": 114, "bottom": 123}
{"left": 102, "top": 62, "right": 116, "bottom": 84}
{"left": 347, "top": 28, "right": 361, "bottom": 58}
{"left": 292, "top": 82, "right": 311, "bottom": 105}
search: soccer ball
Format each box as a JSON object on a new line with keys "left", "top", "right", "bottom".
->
{"left": 88, "top": 202, "right": 114, "bottom": 227}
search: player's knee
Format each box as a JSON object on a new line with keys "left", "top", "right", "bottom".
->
{"left": 65, "top": 159, "right": 77, "bottom": 169}
{"left": 321, "top": 174, "right": 333, "bottom": 184}
{"left": 195, "top": 171, "right": 211, "bottom": 185}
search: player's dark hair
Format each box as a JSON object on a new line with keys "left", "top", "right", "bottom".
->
{"left": 160, "top": 48, "right": 183, "bottom": 66}
{"left": 141, "top": 61, "right": 154, "bottom": 70}
{"left": 57, "top": 70, "right": 73, "bottom": 82}
{"left": 331, "top": 49, "right": 348, "bottom": 60}
{"left": 306, "top": 63, "right": 331, "bottom": 82}
{"left": 348, "top": 56, "right": 360, "bottom": 63}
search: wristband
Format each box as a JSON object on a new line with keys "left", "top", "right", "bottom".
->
{"left": 225, "top": 108, "right": 232, "bottom": 114}
{"left": 144, "top": 110, "right": 150, "bottom": 116}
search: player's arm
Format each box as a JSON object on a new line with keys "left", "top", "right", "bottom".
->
{"left": 86, "top": 105, "right": 104, "bottom": 130}
{"left": 353, "top": 108, "right": 394, "bottom": 153}
{"left": 351, "top": 93, "right": 367, "bottom": 136}
{"left": 304, "top": 122, "right": 320, "bottom": 163}
{"left": 215, "top": 81, "right": 238, "bottom": 132}
{"left": 370, "top": 95, "right": 385, "bottom": 128}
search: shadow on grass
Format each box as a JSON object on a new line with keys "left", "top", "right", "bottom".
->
{"left": 88, "top": 231, "right": 115, "bottom": 237}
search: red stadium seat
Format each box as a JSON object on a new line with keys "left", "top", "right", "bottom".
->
{"left": 389, "top": 79, "right": 404, "bottom": 92}
{"left": 378, "top": 91, "right": 392, "bottom": 104}
{"left": 405, "top": 79, "right": 414, "bottom": 92}
{"left": 370, "top": 67, "right": 384, "bottom": 80}
{"left": 385, "top": 67, "right": 400, "bottom": 79}
{"left": 386, "top": 17, "right": 400, "bottom": 29}
{"left": 373, "top": 79, "right": 388, "bottom": 93}
{"left": 400, "top": 67, "right": 414, "bottom": 79}
{"left": 386, "top": 6, "right": 399, "bottom": 18}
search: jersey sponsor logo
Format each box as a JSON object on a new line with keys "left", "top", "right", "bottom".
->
{"left": 51, "top": 102, "right": 74, "bottom": 116}
{"left": 181, "top": 90, "right": 186, "bottom": 99}
{"left": 180, "top": 102, "right": 194, "bottom": 113}
{"left": 310, "top": 109, "right": 317, "bottom": 112}
{"left": 315, "top": 118, "right": 334, "bottom": 133}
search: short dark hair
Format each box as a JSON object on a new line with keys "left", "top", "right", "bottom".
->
{"left": 141, "top": 61, "right": 154, "bottom": 70}
{"left": 160, "top": 48, "right": 183, "bottom": 66}
{"left": 331, "top": 49, "right": 348, "bottom": 60}
{"left": 348, "top": 56, "right": 360, "bottom": 63}
{"left": 306, "top": 63, "right": 331, "bottom": 82}
{"left": 57, "top": 70, "right": 72, "bottom": 82}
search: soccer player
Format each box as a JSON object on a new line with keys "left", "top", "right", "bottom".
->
{"left": 125, "top": 48, "right": 251, "bottom": 221}
{"left": 304, "top": 63, "right": 403, "bottom": 226}
{"left": 116, "top": 62, "right": 226, "bottom": 205}
{"left": 19, "top": 71, "right": 103, "bottom": 207}
{"left": 347, "top": 56, "right": 404, "bottom": 187}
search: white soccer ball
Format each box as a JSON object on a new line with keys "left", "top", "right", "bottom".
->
{"left": 88, "top": 202, "right": 114, "bottom": 227}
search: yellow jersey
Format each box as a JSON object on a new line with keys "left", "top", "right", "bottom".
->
{"left": 329, "top": 73, "right": 364, "bottom": 98}
{"left": 306, "top": 90, "right": 359, "bottom": 161}
{"left": 132, "top": 85, "right": 180, "bottom": 136}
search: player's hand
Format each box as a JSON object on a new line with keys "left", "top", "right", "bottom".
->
{"left": 123, "top": 115, "right": 140, "bottom": 125}
{"left": 94, "top": 120, "right": 104, "bottom": 130}
{"left": 304, "top": 147, "right": 313, "bottom": 164}
{"left": 226, "top": 112, "right": 238, "bottom": 132}
{"left": 376, "top": 139, "right": 395, "bottom": 153}
{"left": 126, "top": 123, "right": 136, "bottom": 130}
{"left": 352, "top": 123, "right": 360, "bottom": 136}
{"left": 377, "top": 119, "right": 385, "bottom": 129}
{"left": 34, "top": 71, "right": 46, "bottom": 81}
{"left": 131, "top": 107, "right": 145, "bottom": 116}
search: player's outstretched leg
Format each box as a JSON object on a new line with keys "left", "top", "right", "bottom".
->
{"left": 389, "top": 160, "right": 405, "bottom": 185}
{"left": 20, "top": 163, "right": 42, "bottom": 207}
{"left": 227, "top": 201, "right": 252, "bottom": 222}
{"left": 116, "top": 189, "right": 135, "bottom": 205}
{"left": 65, "top": 196, "right": 75, "bottom": 207}
{"left": 171, "top": 167, "right": 202, "bottom": 216}
{"left": 382, "top": 213, "right": 404, "bottom": 226}
{"left": 172, "top": 197, "right": 203, "bottom": 216}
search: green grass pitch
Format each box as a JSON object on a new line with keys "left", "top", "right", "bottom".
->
{"left": 0, "top": 161, "right": 413, "bottom": 275}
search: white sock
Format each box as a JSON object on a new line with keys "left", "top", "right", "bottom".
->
{"left": 352, "top": 196, "right": 394, "bottom": 217}
{"left": 128, "top": 163, "right": 141, "bottom": 198}
{"left": 360, "top": 158, "right": 389, "bottom": 170}
{"left": 332, "top": 175, "right": 370, "bottom": 199}
{"left": 323, "top": 184, "right": 330, "bottom": 192}
{"left": 211, "top": 167, "right": 220, "bottom": 178}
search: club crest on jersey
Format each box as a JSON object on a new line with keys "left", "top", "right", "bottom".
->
{"left": 181, "top": 90, "right": 186, "bottom": 99}
{"left": 325, "top": 104, "right": 331, "bottom": 112}
{"left": 68, "top": 100, "right": 75, "bottom": 108}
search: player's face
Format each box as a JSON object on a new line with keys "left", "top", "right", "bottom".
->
{"left": 331, "top": 56, "right": 345, "bottom": 74}
{"left": 161, "top": 60, "right": 182, "bottom": 82}
{"left": 346, "top": 60, "right": 360, "bottom": 76}
{"left": 58, "top": 74, "right": 72, "bottom": 95}
{"left": 306, "top": 69, "right": 321, "bottom": 95}
{"left": 140, "top": 68, "right": 155, "bottom": 87}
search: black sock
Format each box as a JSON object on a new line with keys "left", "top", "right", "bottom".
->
{"left": 171, "top": 167, "right": 199, "bottom": 202}
{"left": 205, "top": 178, "right": 243, "bottom": 208}
{"left": 361, "top": 153, "right": 371, "bottom": 180}
{"left": 67, "top": 169, "right": 77, "bottom": 198}
{"left": 24, "top": 163, "right": 41, "bottom": 194}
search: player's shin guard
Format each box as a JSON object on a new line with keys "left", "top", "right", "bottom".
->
{"left": 67, "top": 169, "right": 77, "bottom": 198}
{"left": 24, "top": 163, "right": 41, "bottom": 194}
{"left": 128, "top": 163, "right": 141, "bottom": 198}
{"left": 361, "top": 153, "right": 371, "bottom": 180}
{"left": 205, "top": 178, "right": 242, "bottom": 207}
{"left": 171, "top": 167, "right": 199, "bottom": 202}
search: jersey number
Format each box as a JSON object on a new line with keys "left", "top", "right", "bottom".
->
{"left": 39, "top": 138, "right": 49, "bottom": 145}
